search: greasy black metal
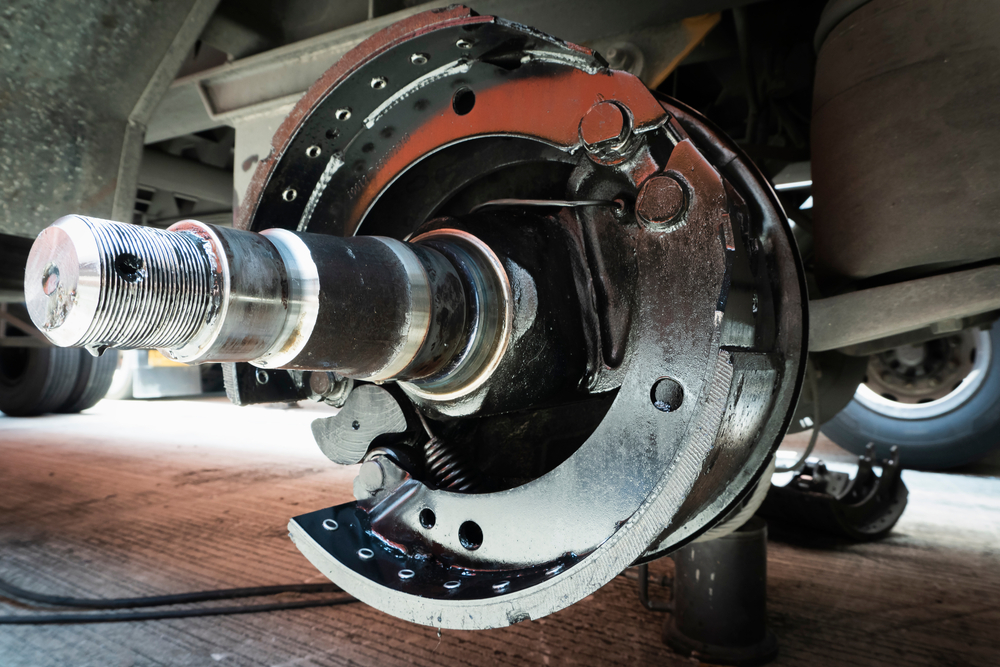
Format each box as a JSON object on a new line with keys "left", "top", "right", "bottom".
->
{"left": 270, "top": 233, "right": 465, "bottom": 379}
{"left": 663, "top": 517, "right": 778, "bottom": 665}
{"left": 468, "top": 198, "right": 620, "bottom": 214}
{"left": 635, "top": 175, "right": 686, "bottom": 227}
{"left": 423, "top": 435, "right": 478, "bottom": 492}
{"left": 630, "top": 97, "right": 807, "bottom": 562}
{"left": 759, "top": 444, "right": 908, "bottom": 541}
{"left": 293, "top": 502, "right": 578, "bottom": 601}
{"left": 812, "top": 0, "right": 1000, "bottom": 289}
{"left": 222, "top": 362, "right": 306, "bottom": 406}
{"left": 410, "top": 209, "right": 597, "bottom": 420}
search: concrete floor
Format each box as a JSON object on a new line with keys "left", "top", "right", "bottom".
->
{"left": 1, "top": 398, "right": 999, "bottom": 666}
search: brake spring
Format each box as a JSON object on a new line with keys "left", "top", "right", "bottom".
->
{"left": 423, "top": 436, "right": 478, "bottom": 492}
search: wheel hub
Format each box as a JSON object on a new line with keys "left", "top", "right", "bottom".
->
{"left": 857, "top": 329, "right": 991, "bottom": 419}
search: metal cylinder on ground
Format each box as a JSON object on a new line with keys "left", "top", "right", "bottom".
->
{"left": 664, "top": 516, "right": 777, "bottom": 665}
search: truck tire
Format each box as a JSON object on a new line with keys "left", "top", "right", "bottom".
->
{"left": 56, "top": 349, "right": 119, "bottom": 413}
{"left": 823, "top": 326, "right": 1000, "bottom": 469}
{"left": 0, "top": 346, "right": 81, "bottom": 417}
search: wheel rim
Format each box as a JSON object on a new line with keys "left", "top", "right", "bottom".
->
{"left": 855, "top": 329, "right": 992, "bottom": 420}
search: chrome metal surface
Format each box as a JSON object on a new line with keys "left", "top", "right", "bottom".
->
{"left": 23, "top": 217, "right": 306, "bottom": 365}
{"left": 252, "top": 229, "right": 321, "bottom": 369}
{"left": 166, "top": 220, "right": 290, "bottom": 364}
{"left": 401, "top": 229, "right": 513, "bottom": 402}
{"left": 25, "top": 216, "right": 215, "bottom": 353}
{"left": 24, "top": 216, "right": 477, "bottom": 378}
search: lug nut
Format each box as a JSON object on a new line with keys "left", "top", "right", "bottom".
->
{"left": 636, "top": 175, "right": 687, "bottom": 227}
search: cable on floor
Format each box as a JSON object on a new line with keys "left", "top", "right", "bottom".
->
{"left": 0, "top": 597, "right": 358, "bottom": 625}
{"left": 0, "top": 576, "right": 359, "bottom": 624}
{"left": 0, "top": 577, "right": 345, "bottom": 609}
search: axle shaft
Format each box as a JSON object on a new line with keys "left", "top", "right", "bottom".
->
{"left": 24, "top": 217, "right": 509, "bottom": 396}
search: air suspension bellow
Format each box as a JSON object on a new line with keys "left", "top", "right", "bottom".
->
{"left": 24, "top": 216, "right": 510, "bottom": 395}
{"left": 23, "top": 6, "right": 806, "bottom": 630}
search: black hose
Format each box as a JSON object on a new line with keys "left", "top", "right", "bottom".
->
{"left": 0, "top": 597, "right": 358, "bottom": 625}
{"left": 0, "top": 577, "right": 345, "bottom": 609}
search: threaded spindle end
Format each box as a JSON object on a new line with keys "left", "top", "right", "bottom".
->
{"left": 25, "top": 216, "right": 217, "bottom": 351}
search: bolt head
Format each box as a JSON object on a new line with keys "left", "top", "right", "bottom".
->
{"left": 636, "top": 175, "right": 687, "bottom": 226}
{"left": 309, "top": 371, "right": 333, "bottom": 396}
{"left": 579, "top": 101, "right": 630, "bottom": 154}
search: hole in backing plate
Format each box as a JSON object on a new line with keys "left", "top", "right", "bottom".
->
{"left": 419, "top": 508, "right": 436, "bottom": 529}
{"left": 458, "top": 520, "right": 483, "bottom": 550}
{"left": 452, "top": 88, "right": 475, "bottom": 116}
{"left": 651, "top": 377, "right": 683, "bottom": 412}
